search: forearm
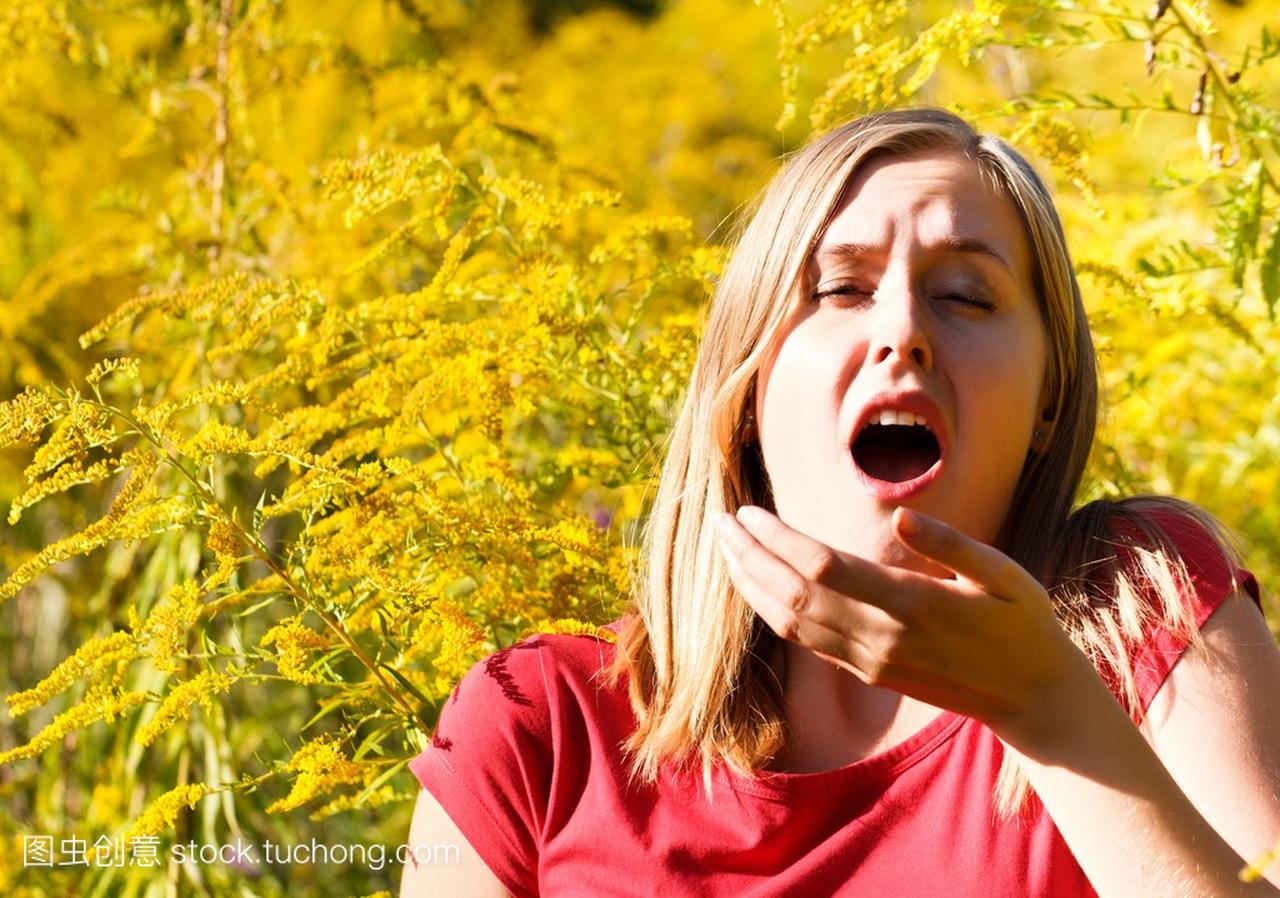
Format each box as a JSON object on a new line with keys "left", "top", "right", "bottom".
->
{"left": 996, "top": 649, "right": 1280, "bottom": 898}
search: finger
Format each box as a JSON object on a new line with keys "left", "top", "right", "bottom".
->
{"left": 711, "top": 514, "right": 890, "bottom": 660}
{"left": 716, "top": 510, "right": 893, "bottom": 637}
{"left": 892, "top": 508, "right": 1040, "bottom": 601}
{"left": 733, "top": 505, "right": 907, "bottom": 615}
{"left": 715, "top": 532, "right": 873, "bottom": 681}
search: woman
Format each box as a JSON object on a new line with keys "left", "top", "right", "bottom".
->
{"left": 399, "top": 108, "right": 1280, "bottom": 897}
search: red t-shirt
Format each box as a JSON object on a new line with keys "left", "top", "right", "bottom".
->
{"left": 409, "top": 514, "right": 1262, "bottom": 897}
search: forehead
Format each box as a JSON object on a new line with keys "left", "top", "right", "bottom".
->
{"left": 814, "top": 150, "right": 1030, "bottom": 279}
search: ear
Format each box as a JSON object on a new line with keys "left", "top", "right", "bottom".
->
{"left": 742, "top": 382, "right": 760, "bottom": 443}
{"left": 1032, "top": 384, "right": 1057, "bottom": 453}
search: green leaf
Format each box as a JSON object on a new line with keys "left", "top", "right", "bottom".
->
{"left": 354, "top": 757, "right": 410, "bottom": 804}
{"left": 380, "top": 662, "right": 435, "bottom": 715}
{"left": 236, "top": 593, "right": 282, "bottom": 618}
{"left": 353, "top": 722, "right": 395, "bottom": 760}
{"left": 1261, "top": 224, "right": 1280, "bottom": 321}
{"left": 301, "top": 693, "right": 349, "bottom": 732}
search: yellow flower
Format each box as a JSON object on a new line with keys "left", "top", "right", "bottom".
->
{"left": 320, "top": 144, "right": 450, "bottom": 228}
{"left": 0, "top": 686, "right": 146, "bottom": 766}
{"left": 418, "top": 599, "right": 486, "bottom": 688}
{"left": 266, "top": 736, "right": 365, "bottom": 814}
{"left": 260, "top": 615, "right": 330, "bottom": 684}
{"left": 87, "top": 782, "right": 126, "bottom": 828}
{"left": 205, "top": 515, "right": 244, "bottom": 563}
{"left": 79, "top": 272, "right": 252, "bottom": 349}
{"left": 128, "top": 783, "right": 212, "bottom": 838}
{"left": 85, "top": 357, "right": 139, "bottom": 392}
{"left": 6, "top": 630, "right": 136, "bottom": 717}
{"left": 0, "top": 1, "right": 82, "bottom": 58}
{"left": 524, "top": 617, "right": 616, "bottom": 641}
{"left": 137, "top": 669, "right": 234, "bottom": 747}
{"left": 8, "top": 452, "right": 122, "bottom": 525}
{"left": 142, "top": 580, "right": 205, "bottom": 673}
{"left": 0, "top": 454, "right": 164, "bottom": 603}
{"left": 1008, "top": 111, "right": 1101, "bottom": 216}
{"left": 0, "top": 385, "right": 58, "bottom": 448}
{"left": 308, "top": 784, "right": 408, "bottom": 821}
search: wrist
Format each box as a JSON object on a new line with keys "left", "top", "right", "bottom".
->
{"left": 987, "top": 638, "right": 1125, "bottom": 759}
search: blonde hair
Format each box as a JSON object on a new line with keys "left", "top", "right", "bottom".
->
{"left": 602, "top": 107, "right": 1248, "bottom": 820}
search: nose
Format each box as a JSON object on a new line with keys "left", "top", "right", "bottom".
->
{"left": 869, "top": 275, "right": 933, "bottom": 371}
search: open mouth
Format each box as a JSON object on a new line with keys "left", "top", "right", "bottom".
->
{"left": 851, "top": 417, "right": 942, "bottom": 483}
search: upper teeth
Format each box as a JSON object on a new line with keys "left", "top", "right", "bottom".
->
{"left": 869, "top": 409, "right": 930, "bottom": 428}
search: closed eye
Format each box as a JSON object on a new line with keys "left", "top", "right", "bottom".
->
{"left": 942, "top": 293, "right": 995, "bottom": 311}
{"left": 811, "top": 285, "right": 872, "bottom": 301}
{"left": 813, "top": 286, "right": 994, "bottom": 312}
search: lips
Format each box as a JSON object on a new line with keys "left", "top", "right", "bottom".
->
{"left": 847, "top": 391, "right": 948, "bottom": 500}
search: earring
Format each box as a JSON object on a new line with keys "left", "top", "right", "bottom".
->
{"left": 1033, "top": 429, "right": 1046, "bottom": 441}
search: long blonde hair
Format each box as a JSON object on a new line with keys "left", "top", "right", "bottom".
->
{"left": 603, "top": 107, "right": 1248, "bottom": 820}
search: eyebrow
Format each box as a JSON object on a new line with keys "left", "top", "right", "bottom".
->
{"left": 815, "top": 237, "right": 1015, "bottom": 276}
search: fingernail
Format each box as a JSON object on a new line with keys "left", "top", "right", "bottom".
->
{"left": 737, "top": 505, "right": 767, "bottom": 526}
{"left": 897, "top": 508, "right": 922, "bottom": 536}
{"left": 711, "top": 512, "right": 734, "bottom": 538}
{"left": 715, "top": 537, "right": 734, "bottom": 566}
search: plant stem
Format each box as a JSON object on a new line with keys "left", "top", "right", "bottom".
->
{"left": 89, "top": 399, "right": 428, "bottom": 729}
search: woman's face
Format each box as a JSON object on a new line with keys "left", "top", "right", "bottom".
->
{"left": 753, "top": 148, "right": 1050, "bottom": 575}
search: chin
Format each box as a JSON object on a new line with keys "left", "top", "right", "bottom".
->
{"left": 858, "top": 529, "right": 932, "bottom": 573}
{"left": 818, "top": 502, "right": 954, "bottom": 577}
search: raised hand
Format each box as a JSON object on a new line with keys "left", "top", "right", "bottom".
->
{"left": 712, "top": 504, "right": 1092, "bottom": 745}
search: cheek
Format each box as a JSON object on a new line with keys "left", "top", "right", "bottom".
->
{"left": 757, "top": 329, "right": 855, "bottom": 468}
{"left": 758, "top": 349, "right": 815, "bottom": 435}
{"left": 966, "top": 319, "right": 1046, "bottom": 410}
{"left": 758, "top": 321, "right": 833, "bottom": 412}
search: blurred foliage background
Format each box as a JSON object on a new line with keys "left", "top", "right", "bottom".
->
{"left": 0, "top": 0, "right": 1277, "bottom": 895}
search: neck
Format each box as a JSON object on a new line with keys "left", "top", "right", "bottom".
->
{"left": 765, "top": 638, "right": 944, "bottom": 773}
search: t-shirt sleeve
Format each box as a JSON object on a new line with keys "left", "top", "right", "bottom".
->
{"left": 1120, "top": 510, "right": 1264, "bottom": 720}
{"left": 408, "top": 638, "right": 551, "bottom": 898}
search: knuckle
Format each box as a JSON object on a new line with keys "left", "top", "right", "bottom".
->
{"left": 877, "top": 625, "right": 913, "bottom": 672}
{"left": 781, "top": 577, "right": 812, "bottom": 613}
{"left": 992, "top": 557, "right": 1021, "bottom": 590}
{"left": 863, "top": 654, "right": 890, "bottom": 685}
{"left": 849, "top": 665, "right": 874, "bottom": 686}
{"left": 802, "top": 548, "right": 838, "bottom": 583}
{"left": 775, "top": 613, "right": 802, "bottom": 642}
{"left": 878, "top": 639, "right": 903, "bottom": 672}
{"left": 892, "top": 590, "right": 923, "bottom": 627}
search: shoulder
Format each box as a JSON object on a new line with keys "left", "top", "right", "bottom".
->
{"left": 1090, "top": 495, "right": 1264, "bottom": 716}
{"left": 1085, "top": 501, "right": 1280, "bottom": 875}
{"left": 473, "top": 625, "right": 620, "bottom": 706}
{"left": 416, "top": 621, "right": 625, "bottom": 765}
{"left": 404, "top": 621, "right": 626, "bottom": 898}
{"left": 1100, "top": 495, "right": 1260, "bottom": 612}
